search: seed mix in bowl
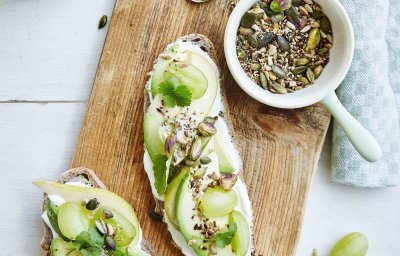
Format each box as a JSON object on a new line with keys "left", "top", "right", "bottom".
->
{"left": 236, "top": 0, "right": 333, "bottom": 94}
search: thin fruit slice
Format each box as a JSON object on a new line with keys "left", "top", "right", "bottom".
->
{"left": 164, "top": 61, "right": 208, "bottom": 99}
{"left": 50, "top": 237, "right": 82, "bottom": 256}
{"left": 33, "top": 181, "right": 142, "bottom": 245}
{"left": 57, "top": 202, "right": 89, "bottom": 240}
{"left": 229, "top": 211, "right": 251, "bottom": 256}
{"left": 200, "top": 187, "right": 238, "bottom": 218}
{"left": 92, "top": 207, "right": 136, "bottom": 247}
{"left": 164, "top": 166, "right": 190, "bottom": 228}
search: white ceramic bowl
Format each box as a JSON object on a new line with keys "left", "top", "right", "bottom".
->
{"left": 224, "top": 0, "right": 382, "bottom": 162}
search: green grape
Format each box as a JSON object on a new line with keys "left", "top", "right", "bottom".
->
{"left": 57, "top": 202, "right": 89, "bottom": 240}
{"left": 50, "top": 237, "right": 82, "bottom": 256}
{"left": 92, "top": 207, "right": 136, "bottom": 247}
{"left": 330, "top": 232, "right": 368, "bottom": 256}
{"left": 164, "top": 61, "right": 208, "bottom": 99}
{"left": 199, "top": 187, "right": 238, "bottom": 218}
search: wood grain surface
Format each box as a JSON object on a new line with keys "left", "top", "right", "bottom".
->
{"left": 71, "top": 0, "right": 331, "bottom": 255}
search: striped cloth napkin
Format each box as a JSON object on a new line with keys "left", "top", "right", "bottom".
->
{"left": 331, "top": 0, "right": 400, "bottom": 187}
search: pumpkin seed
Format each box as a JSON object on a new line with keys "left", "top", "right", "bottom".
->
{"left": 193, "top": 168, "right": 207, "bottom": 179}
{"left": 248, "top": 34, "right": 258, "bottom": 48}
{"left": 276, "top": 35, "right": 290, "bottom": 52}
{"left": 320, "top": 16, "right": 331, "bottom": 33}
{"left": 200, "top": 156, "right": 212, "bottom": 164}
{"left": 237, "top": 49, "right": 246, "bottom": 60}
{"left": 297, "top": 76, "right": 310, "bottom": 85}
{"left": 317, "top": 47, "right": 328, "bottom": 54}
{"left": 239, "top": 27, "right": 254, "bottom": 35}
{"left": 149, "top": 207, "right": 163, "bottom": 221}
{"left": 257, "top": 32, "right": 276, "bottom": 48}
{"left": 285, "top": 6, "right": 301, "bottom": 26}
{"left": 98, "top": 15, "right": 107, "bottom": 29}
{"left": 271, "top": 83, "right": 287, "bottom": 94}
{"left": 313, "top": 65, "right": 323, "bottom": 78}
{"left": 272, "top": 66, "right": 288, "bottom": 78}
{"left": 292, "top": 66, "right": 307, "bottom": 74}
{"left": 311, "top": 10, "right": 323, "bottom": 19}
{"left": 271, "top": 14, "right": 285, "bottom": 23}
{"left": 295, "top": 58, "right": 309, "bottom": 66}
{"left": 103, "top": 208, "right": 114, "bottom": 219}
{"left": 86, "top": 198, "right": 99, "bottom": 210}
{"left": 241, "top": 12, "right": 257, "bottom": 28}
{"left": 105, "top": 236, "right": 116, "bottom": 251}
{"left": 260, "top": 72, "right": 269, "bottom": 89}
{"left": 251, "top": 63, "right": 261, "bottom": 71}
{"left": 312, "top": 248, "right": 318, "bottom": 256}
{"left": 306, "top": 68, "right": 315, "bottom": 83}
{"left": 305, "top": 28, "right": 321, "bottom": 52}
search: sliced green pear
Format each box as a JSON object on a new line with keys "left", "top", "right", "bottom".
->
{"left": 144, "top": 45, "right": 219, "bottom": 161}
{"left": 151, "top": 44, "right": 181, "bottom": 96}
{"left": 199, "top": 187, "right": 238, "bottom": 218}
{"left": 214, "top": 120, "right": 240, "bottom": 173}
{"left": 164, "top": 61, "right": 208, "bottom": 99}
{"left": 229, "top": 211, "right": 251, "bottom": 256}
{"left": 57, "top": 202, "right": 89, "bottom": 240}
{"left": 51, "top": 237, "right": 82, "bottom": 256}
{"left": 34, "top": 181, "right": 142, "bottom": 247}
{"left": 164, "top": 166, "right": 190, "bottom": 228}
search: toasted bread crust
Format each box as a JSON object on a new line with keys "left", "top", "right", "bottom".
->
{"left": 40, "top": 167, "right": 158, "bottom": 255}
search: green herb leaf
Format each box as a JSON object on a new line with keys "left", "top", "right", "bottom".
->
{"left": 46, "top": 198, "right": 70, "bottom": 241}
{"left": 215, "top": 222, "right": 237, "bottom": 248}
{"left": 153, "top": 154, "right": 171, "bottom": 195}
{"left": 158, "top": 76, "right": 192, "bottom": 107}
{"left": 110, "top": 249, "right": 132, "bottom": 256}
{"left": 73, "top": 226, "right": 104, "bottom": 256}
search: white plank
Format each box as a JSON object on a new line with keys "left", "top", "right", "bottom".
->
{"left": 298, "top": 131, "right": 400, "bottom": 255}
{"left": 0, "top": 0, "right": 115, "bottom": 101}
{"left": 0, "top": 103, "right": 86, "bottom": 255}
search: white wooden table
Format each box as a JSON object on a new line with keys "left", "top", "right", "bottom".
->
{"left": 1, "top": 1, "right": 399, "bottom": 255}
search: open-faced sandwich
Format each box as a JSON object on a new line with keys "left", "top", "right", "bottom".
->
{"left": 34, "top": 167, "right": 154, "bottom": 256}
{"left": 143, "top": 34, "right": 253, "bottom": 255}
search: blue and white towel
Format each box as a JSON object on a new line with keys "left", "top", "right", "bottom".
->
{"left": 332, "top": 0, "right": 400, "bottom": 187}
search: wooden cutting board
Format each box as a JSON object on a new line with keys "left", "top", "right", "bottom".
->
{"left": 71, "top": 0, "right": 331, "bottom": 255}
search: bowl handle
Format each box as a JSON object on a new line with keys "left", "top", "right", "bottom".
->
{"left": 320, "top": 92, "right": 382, "bottom": 162}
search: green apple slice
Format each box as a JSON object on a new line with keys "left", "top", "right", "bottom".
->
{"left": 34, "top": 181, "right": 144, "bottom": 251}
{"left": 164, "top": 166, "right": 190, "bottom": 228}
{"left": 51, "top": 237, "right": 82, "bottom": 256}
{"left": 229, "top": 211, "right": 251, "bottom": 256}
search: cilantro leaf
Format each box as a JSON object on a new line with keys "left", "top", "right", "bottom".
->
{"left": 46, "top": 198, "right": 70, "bottom": 241}
{"left": 73, "top": 227, "right": 104, "bottom": 256}
{"left": 153, "top": 154, "right": 171, "bottom": 195}
{"left": 157, "top": 76, "right": 192, "bottom": 107}
{"left": 215, "top": 222, "right": 237, "bottom": 248}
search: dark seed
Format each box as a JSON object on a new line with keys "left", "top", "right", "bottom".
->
{"left": 292, "top": 66, "right": 307, "bottom": 74}
{"left": 105, "top": 235, "right": 116, "bottom": 251}
{"left": 98, "top": 15, "right": 107, "bottom": 29}
{"left": 103, "top": 208, "right": 114, "bottom": 219}
{"left": 320, "top": 16, "right": 331, "bottom": 33}
{"left": 241, "top": 12, "right": 257, "bottom": 28}
{"left": 248, "top": 34, "right": 258, "bottom": 48}
{"left": 257, "top": 32, "right": 276, "bottom": 49}
{"left": 86, "top": 198, "right": 99, "bottom": 210}
{"left": 292, "top": 0, "right": 303, "bottom": 6}
{"left": 284, "top": 6, "right": 301, "bottom": 26}
{"left": 311, "top": 10, "right": 323, "bottom": 19}
{"left": 276, "top": 35, "right": 290, "bottom": 52}
{"left": 149, "top": 207, "right": 163, "bottom": 221}
{"left": 272, "top": 66, "right": 288, "bottom": 78}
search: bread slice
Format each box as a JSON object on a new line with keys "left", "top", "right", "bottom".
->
{"left": 143, "top": 34, "right": 253, "bottom": 254}
{"left": 144, "top": 34, "right": 241, "bottom": 210}
{"left": 39, "top": 167, "right": 158, "bottom": 256}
